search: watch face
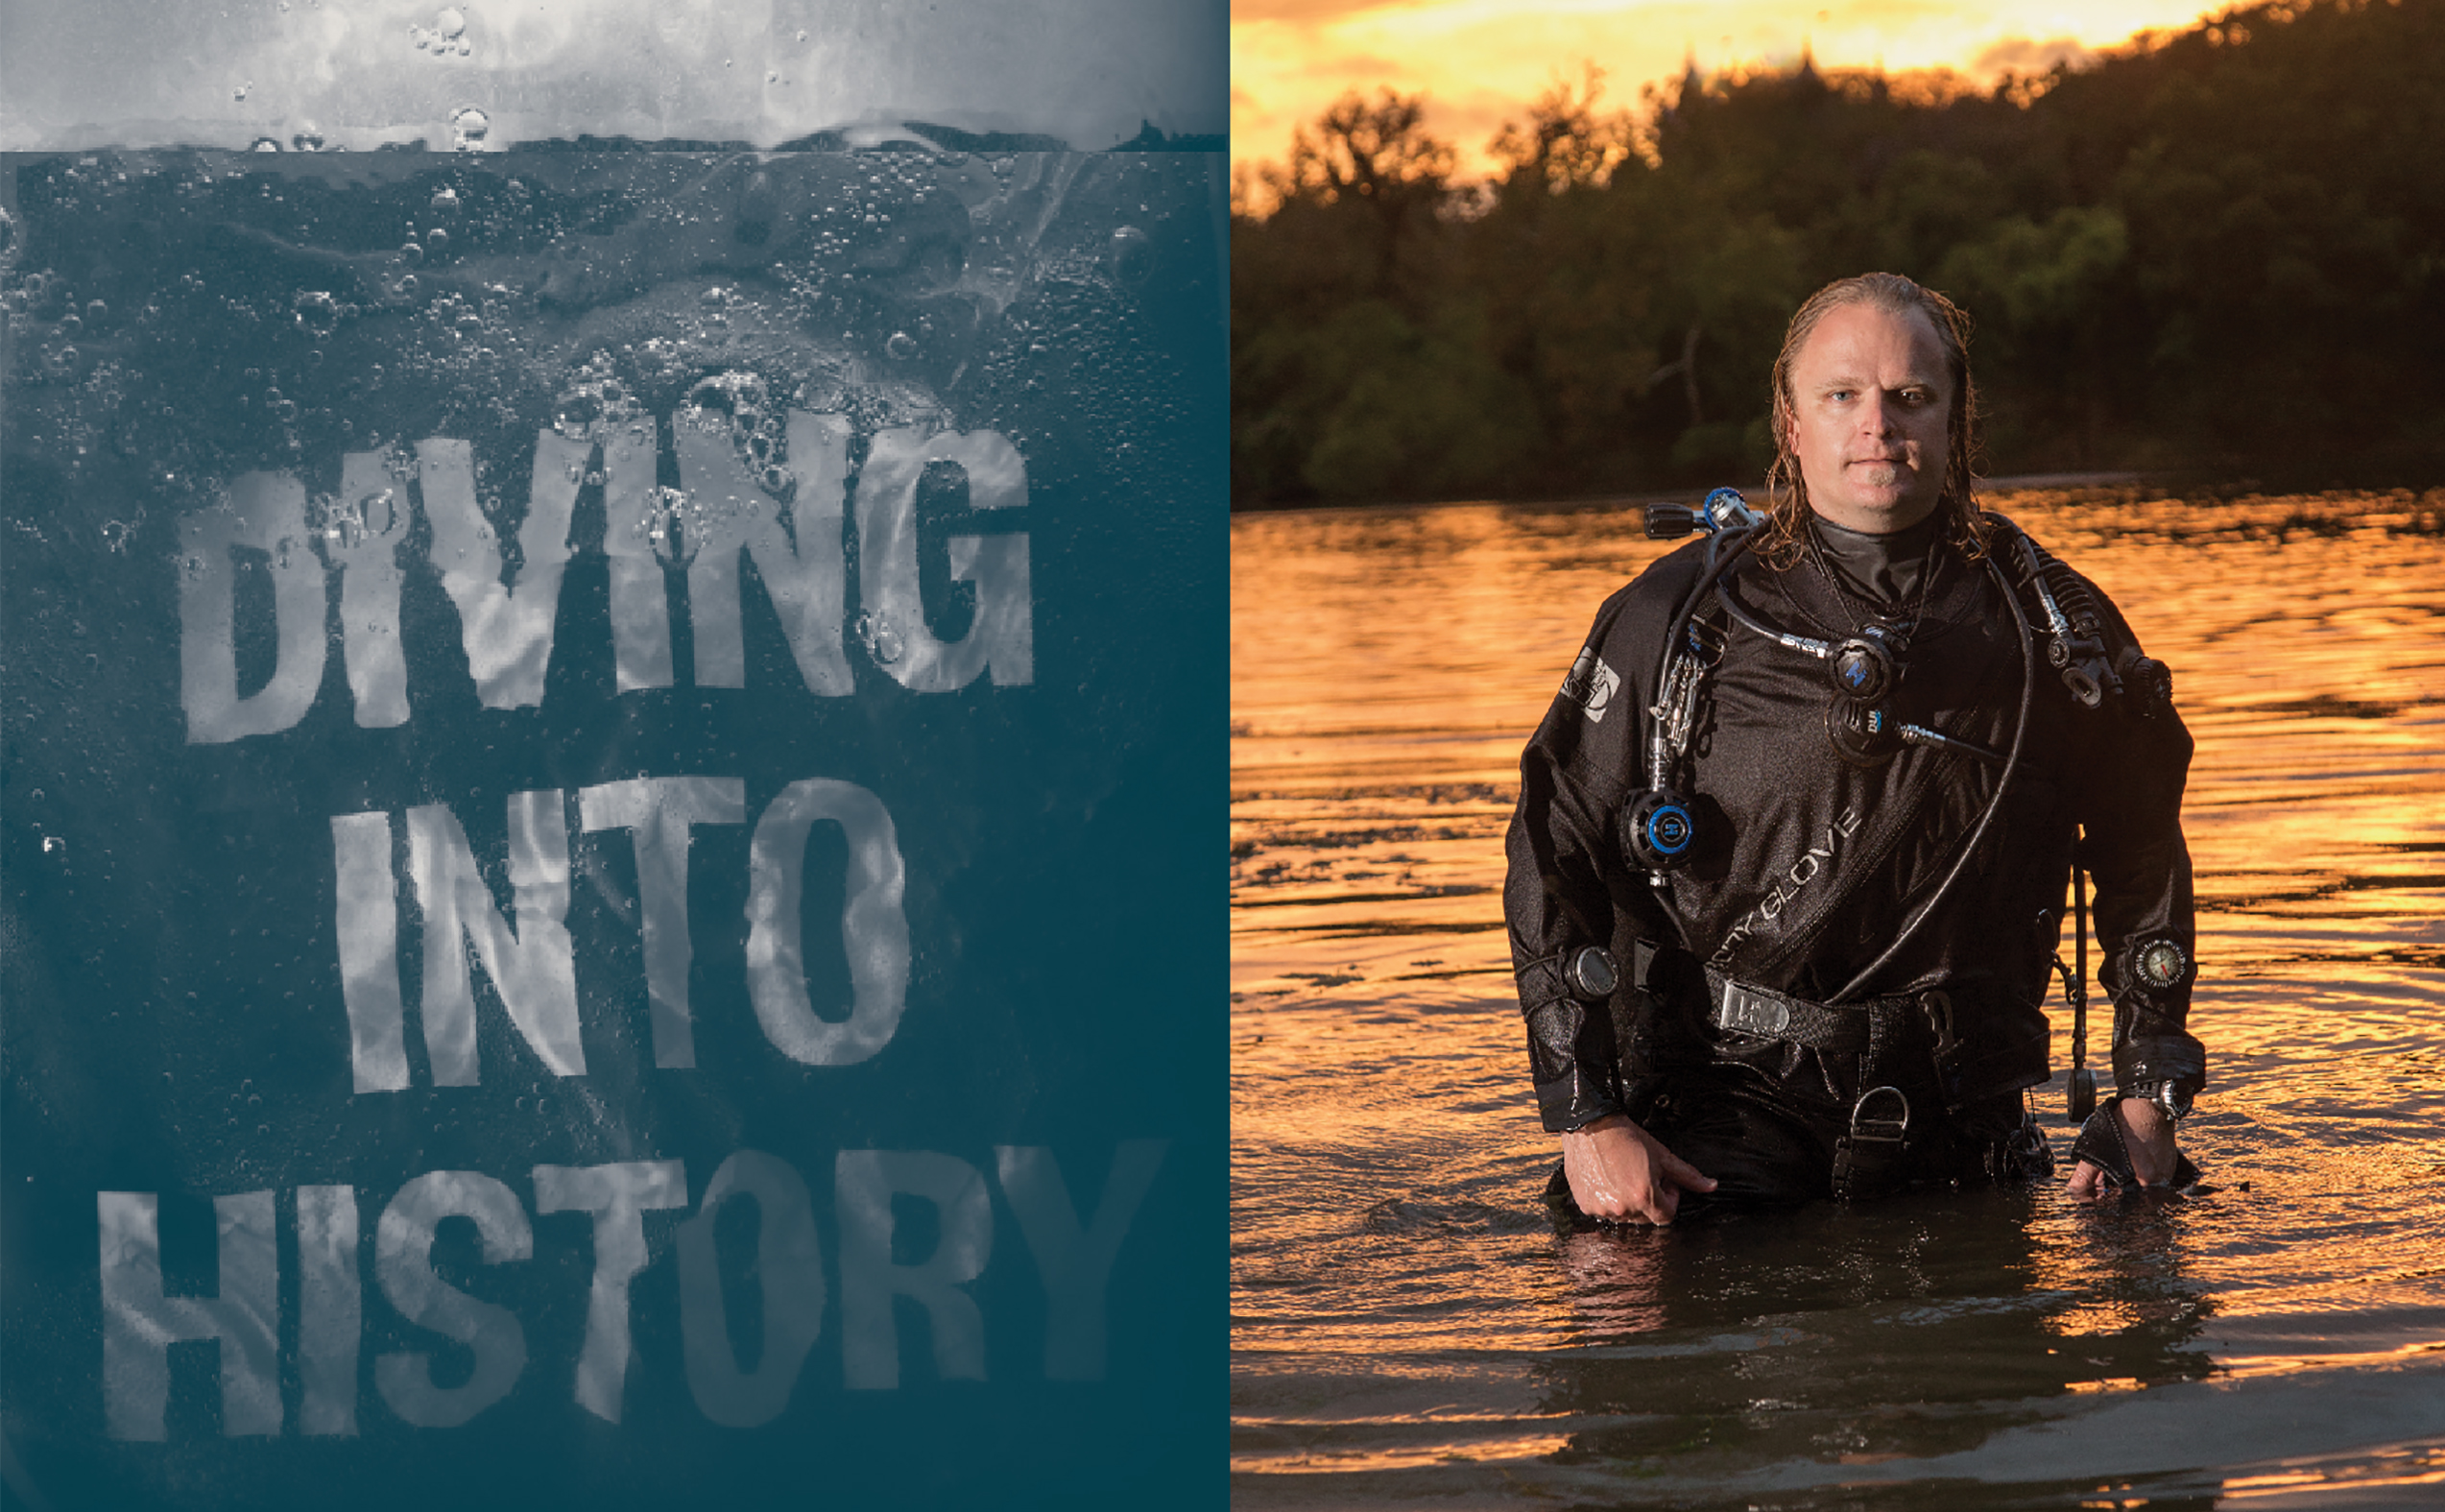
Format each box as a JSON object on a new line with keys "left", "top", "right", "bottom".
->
{"left": 2137, "top": 939, "right": 2189, "bottom": 990}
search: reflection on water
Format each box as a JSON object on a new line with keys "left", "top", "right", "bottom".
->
{"left": 1231, "top": 490, "right": 2445, "bottom": 1507}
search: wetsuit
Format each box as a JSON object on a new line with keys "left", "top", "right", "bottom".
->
{"left": 1505, "top": 511, "right": 2204, "bottom": 1205}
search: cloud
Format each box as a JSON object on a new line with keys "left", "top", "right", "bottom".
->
{"left": 1290, "top": 52, "right": 1413, "bottom": 83}
{"left": 1970, "top": 35, "right": 2098, "bottom": 77}
{"left": 1231, "top": 0, "right": 1420, "bottom": 23}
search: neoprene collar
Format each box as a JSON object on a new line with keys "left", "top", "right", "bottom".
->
{"left": 1809, "top": 511, "right": 1942, "bottom": 609}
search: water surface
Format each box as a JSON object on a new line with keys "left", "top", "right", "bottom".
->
{"left": 1231, "top": 489, "right": 2445, "bottom": 1508}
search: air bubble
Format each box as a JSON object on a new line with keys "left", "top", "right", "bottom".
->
{"left": 234, "top": 83, "right": 251, "bottom": 101}
{"left": 432, "top": 185, "right": 461, "bottom": 214}
{"left": 293, "top": 127, "right": 324, "bottom": 151}
{"left": 644, "top": 487, "right": 700, "bottom": 567}
{"left": 1108, "top": 225, "right": 1153, "bottom": 288}
{"left": 400, "top": 241, "right": 424, "bottom": 266}
{"left": 293, "top": 289, "right": 339, "bottom": 333}
{"left": 438, "top": 7, "right": 466, "bottom": 39}
{"left": 426, "top": 227, "right": 448, "bottom": 252}
{"left": 885, "top": 330, "right": 918, "bottom": 360}
{"left": 252, "top": 137, "right": 281, "bottom": 153}
{"left": 450, "top": 107, "right": 490, "bottom": 151}
{"left": 857, "top": 612, "right": 904, "bottom": 665}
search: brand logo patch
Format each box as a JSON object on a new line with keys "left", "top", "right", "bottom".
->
{"left": 1560, "top": 647, "right": 1619, "bottom": 723}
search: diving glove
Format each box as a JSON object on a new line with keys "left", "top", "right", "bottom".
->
{"left": 2069, "top": 1093, "right": 2201, "bottom": 1193}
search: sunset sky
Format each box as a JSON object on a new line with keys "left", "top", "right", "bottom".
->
{"left": 1234, "top": 0, "right": 2248, "bottom": 181}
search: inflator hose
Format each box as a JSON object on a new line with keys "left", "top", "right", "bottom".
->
{"left": 1828, "top": 545, "right": 2040, "bottom": 1003}
{"left": 1645, "top": 528, "right": 1759, "bottom": 794}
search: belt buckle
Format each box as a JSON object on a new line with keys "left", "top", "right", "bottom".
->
{"left": 1718, "top": 983, "right": 1792, "bottom": 1037}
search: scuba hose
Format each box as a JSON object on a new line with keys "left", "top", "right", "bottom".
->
{"left": 2057, "top": 858, "right": 2097, "bottom": 1121}
{"left": 1637, "top": 501, "right": 2049, "bottom": 1005}
{"left": 1827, "top": 545, "right": 2040, "bottom": 1003}
{"left": 1633, "top": 494, "right": 1762, "bottom": 885}
{"left": 1710, "top": 580, "right": 2006, "bottom": 763}
{"left": 2010, "top": 528, "right": 2173, "bottom": 715}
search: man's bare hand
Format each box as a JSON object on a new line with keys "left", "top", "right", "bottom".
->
{"left": 1562, "top": 1114, "right": 1717, "bottom": 1224}
{"left": 2067, "top": 1095, "right": 2181, "bottom": 1200}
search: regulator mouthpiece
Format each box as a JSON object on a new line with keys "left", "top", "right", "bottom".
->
{"left": 1825, "top": 697, "right": 1901, "bottom": 766}
{"left": 1830, "top": 631, "right": 1900, "bottom": 703}
{"left": 1645, "top": 488, "right": 1762, "bottom": 540}
{"left": 1622, "top": 789, "right": 1698, "bottom": 872}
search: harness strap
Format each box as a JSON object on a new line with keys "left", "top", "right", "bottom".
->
{"left": 1703, "top": 968, "right": 1887, "bottom": 1053}
{"left": 1704, "top": 968, "right": 1997, "bottom": 1120}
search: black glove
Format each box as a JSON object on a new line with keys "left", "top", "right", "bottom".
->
{"left": 2068, "top": 1094, "right": 2201, "bottom": 1192}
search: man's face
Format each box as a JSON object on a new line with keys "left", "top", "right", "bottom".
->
{"left": 1784, "top": 300, "right": 1954, "bottom": 533}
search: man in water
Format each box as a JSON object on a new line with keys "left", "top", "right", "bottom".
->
{"left": 1506, "top": 273, "right": 2204, "bottom": 1223}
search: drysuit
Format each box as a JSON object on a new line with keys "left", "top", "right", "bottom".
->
{"left": 1505, "top": 510, "right": 2205, "bottom": 1206}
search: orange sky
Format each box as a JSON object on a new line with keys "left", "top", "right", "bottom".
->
{"left": 1234, "top": 0, "right": 2245, "bottom": 181}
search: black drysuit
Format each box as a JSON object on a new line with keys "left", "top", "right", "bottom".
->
{"left": 1504, "top": 512, "right": 2204, "bottom": 1203}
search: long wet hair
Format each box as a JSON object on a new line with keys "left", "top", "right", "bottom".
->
{"left": 1759, "top": 273, "right": 1990, "bottom": 564}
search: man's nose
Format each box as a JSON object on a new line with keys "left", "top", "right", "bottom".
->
{"left": 1858, "top": 393, "right": 1896, "bottom": 436}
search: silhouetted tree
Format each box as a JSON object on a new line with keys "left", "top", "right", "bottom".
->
{"left": 1233, "top": 0, "right": 2445, "bottom": 505}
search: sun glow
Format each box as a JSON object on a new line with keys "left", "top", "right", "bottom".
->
{"left": 1234, "top": 0, "right": 2251, "bottom": 182}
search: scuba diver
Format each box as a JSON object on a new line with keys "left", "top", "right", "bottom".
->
{"left": 1506, "top": 273, "right": 2206, "bottom": 1224}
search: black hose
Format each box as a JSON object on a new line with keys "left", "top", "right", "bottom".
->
{"left": 1830, "top": 545, "right": 2040, "bottom": 1003}
{"left": 1712, "top": 575, "right": 1834, "bottom": 660}
{"left": 1645, "top": 528, "right": 1759, "bottom": 792}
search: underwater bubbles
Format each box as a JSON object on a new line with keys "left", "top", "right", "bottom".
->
{"left": 1108, "top": 226, "right": 1153, "bottom": 289}
{"left": 293, "top": 290, "right": 339, "bottom": 334}
{"left": 643, "top": 487, "right": 702, "bottom": 568}
{"left": 885, "top": 330, "right": 919, "bottom": 361}
{"left": 449, "top": 107, "right": 490, "bottom": 152}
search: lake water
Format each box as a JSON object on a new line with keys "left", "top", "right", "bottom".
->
{"left": 1230, "top": 488, "right": 2445, "bottom": 1508}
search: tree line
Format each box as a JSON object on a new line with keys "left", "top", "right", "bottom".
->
{"left": 1231, "top": 0, "right": 2445, "bottom": 506}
